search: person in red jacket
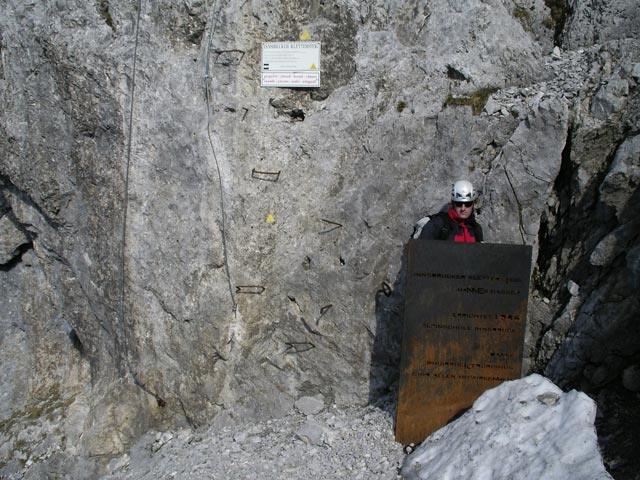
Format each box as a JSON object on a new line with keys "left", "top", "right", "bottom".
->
{"left": 418, "top": 180, "right": 483, "bottom": 242}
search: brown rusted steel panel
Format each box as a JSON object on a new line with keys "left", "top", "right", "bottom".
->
{"left": 395, "top": 241, "right": 532, "bottom": 445}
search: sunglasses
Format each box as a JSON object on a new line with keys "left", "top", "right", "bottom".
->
{"left": 453, "top": 201, "right": 474, "bottom": 208}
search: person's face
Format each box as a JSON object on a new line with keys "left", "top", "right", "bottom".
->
{"left": 453, "top": 201, "right": 474, "bottom": 219}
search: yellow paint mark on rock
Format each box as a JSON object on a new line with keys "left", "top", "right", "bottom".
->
{"left": 266, "top": 214, "right": 276, "bottom": 224}
{"left": 300, "top": 30, "right": 311, "bottom": 41}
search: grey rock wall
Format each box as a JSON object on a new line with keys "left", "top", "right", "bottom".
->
{"left": 0, "top": 0, "right": 638, "bottom": 476}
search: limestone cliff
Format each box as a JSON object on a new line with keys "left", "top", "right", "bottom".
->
{"left": 0, "top": 0, "right": 638, "bottom": 476}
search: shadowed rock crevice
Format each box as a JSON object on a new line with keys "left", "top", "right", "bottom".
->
{"left": 533, "top": 123, "right": 638, "bottom": 374}
{"left": 534, "top": 124, "right": 575, "bottom": 297}
{"left": 98, "top": 0, "right": 116, "bottom": 33}
{"left": 544, "top": 0, "right": 571, "bottom": 46}
{"left": 0, "top": 240, "right": 34, "bottom": 272}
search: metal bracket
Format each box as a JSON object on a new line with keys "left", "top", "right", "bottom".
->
{"left": 213, "top": 49, "right": 245, "bottom": 66}
{"left": 284, "top": 341, "right": 315, "bottom": 354}
{"left": 251, "top": 168, "right": 281, "bottom": 182}
{"left": 319, "top": 219, "right": 343, "bottom": 234}
{"left": 235, "top": 285, "right": 266, "bottom": 295}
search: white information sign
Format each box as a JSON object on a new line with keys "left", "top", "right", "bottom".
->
{"left": 261, "top": 42, "right": 321, "bottom": 88}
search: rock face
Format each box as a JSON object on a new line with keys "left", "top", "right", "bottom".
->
{"left": 401, "top": 374, "right": 612, "bottom": 480}
{"left": 0, "top": 0, "right": 638, "bottom": 476}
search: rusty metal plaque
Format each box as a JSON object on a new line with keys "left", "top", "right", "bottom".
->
{"left": 395, "top": 241, "right": 532, "bottom": 445}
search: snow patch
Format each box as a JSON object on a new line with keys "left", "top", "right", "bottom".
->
{"left": 401, "top": 374, "right": 612, "bottom": 480}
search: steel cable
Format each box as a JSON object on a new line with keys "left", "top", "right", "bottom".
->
{"left": 204, "top": 0, "right": 237, "bottom": 313}
{"left": 117, "top": 1, "right": 168, "bottom": 406}
{"left": 118, "top": 0, "right": 144, "bottom": 379}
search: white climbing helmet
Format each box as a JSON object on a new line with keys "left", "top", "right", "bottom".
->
{"left": 451, "top": 180, "right": 477, "bottom": 202}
